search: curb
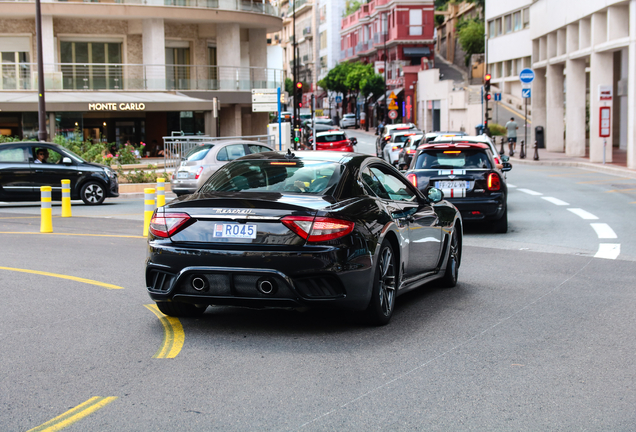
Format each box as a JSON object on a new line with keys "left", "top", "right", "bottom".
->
{"left": 509, "top": 155, "right": 636, "bottom": 179}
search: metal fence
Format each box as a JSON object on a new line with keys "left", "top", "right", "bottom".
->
{"left": 0, "top": 63, "right": 284, "bottom": 92}
{"left": 162, "top": 133, "right": 275, "bottom": 173}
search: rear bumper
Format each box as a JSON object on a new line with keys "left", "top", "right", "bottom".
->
{"left": 146, "top": 242, "right": 374, "bottom": 310}
{"left": 171, "top": 179, "right": 199, "bottom": 194}
{"left": 447, "top": 194, "right": 505, "bottom": 221}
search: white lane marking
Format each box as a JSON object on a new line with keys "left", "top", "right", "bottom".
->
{"left": 507, "top": 183, "right": 517, "bottom": 188}
{"left": 595, "top": 244, "right": 621, "bottom": 260}
{"left": 567, "top": 208, "right": 599, "bottom": 220}
{"left": 541, "top": 197, "right": 569, "bottom": 206}
{"left": 590, "top": 223, "right": 617, "bottom": 239}
{"left": 518, "top": 188, "right": 543, "bottom": 196}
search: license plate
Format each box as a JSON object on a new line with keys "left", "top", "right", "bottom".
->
{"left": 214, "top": 224, "right": 257, "bottom": 239}
{"left": 177, "top": 172, "right": 189, "bottom": 179}
{"left": 436, "top": 181, "right": 468, "bottom": 189}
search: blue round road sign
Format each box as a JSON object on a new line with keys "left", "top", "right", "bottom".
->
{"left": 519, "top": 68, "right": 535, "bottom": 84}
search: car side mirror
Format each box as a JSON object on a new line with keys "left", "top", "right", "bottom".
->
{"left": 427, "top": 187, "right": 444, "bottom": 203}
{"left": 62, "top": 157, "right": 72, "bottom": 165}
{"left": 350, "top": 137, "right": 357, "bottom": 145}
{"left": 501, "top": 162, "right": 512, "bottom": 172}
{"left": 501, "top": 155, "right": 510, "bottom": 162}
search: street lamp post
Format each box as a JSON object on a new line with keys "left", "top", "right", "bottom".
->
{"left": 35, "top": 0, "right": 47, "bottom": 141}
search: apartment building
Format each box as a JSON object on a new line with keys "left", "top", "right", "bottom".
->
{"left": 279, "top": 0, "right": 315, "bottom": 91}
{"left": 485, "top": 0, "right": 532, "bottom": 115}
{"left": 317, "top": 0, "right": 344, "bottom": 81}
{"left": 0, "top": 0, "right": 283, "bottom": 151}
{"left": 340, "top": 0, "right": 435, "bottom": 122}
{"left": 530, "top": 0, "right": 635, "bottom": 168}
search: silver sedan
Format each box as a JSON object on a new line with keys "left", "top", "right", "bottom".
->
{"left": 171, "top": 140, "right": 274, "bottom": 195}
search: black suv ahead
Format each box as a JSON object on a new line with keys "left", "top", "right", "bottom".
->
{"left": 0, "top": 141, "right": 119, "bottom": 205}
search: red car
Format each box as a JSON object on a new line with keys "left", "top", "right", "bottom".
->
{"left": 313, "top": 131, "right": 356, "bottom": 152}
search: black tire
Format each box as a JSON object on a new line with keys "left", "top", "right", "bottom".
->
{"left": 364, "top": 240, "right": 397, "bottom": 326}
{"left": 440, "top": 227, "right": 461, "bottom": 288}
{"left": 80, "top": 181, "right": 106, "bottom": 205}
{"left": 492, "top": 207, "right": 508, "bottom": 233}
{"left": 156, "top": 301, "right": 207, "bottom": 318}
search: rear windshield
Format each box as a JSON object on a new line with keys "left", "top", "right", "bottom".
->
{"left": 316, "top": 134, "right": 346, "bottom": 143}
{"left": 393, "top": 134, "right": 413, "bottom": 143}
{"left": 185, "top": 144, "right": 214, "bottom": 162}
{"left": 415, "top": 149, "right": 492, "bottom": 169}
{"left": 200, "top": 160, "right": 344, "bottom": 195}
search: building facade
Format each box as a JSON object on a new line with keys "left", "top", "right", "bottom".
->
{"left": 279, "top": 0, "right": 315, "bottom": 94}
{"left": 485, "top": 0, "right": 532, "bottom": 117}
{"left": 339, "top": 0, "right": 435, "bottom": 123}
{"left": 0, "top": 0, "right": 282, "bottom": 153}
{"left": 530, "top": 0, "right": 635, "bottom": 168}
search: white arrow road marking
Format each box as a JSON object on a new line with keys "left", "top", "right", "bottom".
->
{"left": 595, "top": 244, "right": 621, "bottom": 260}
{"left": 518, "top": 188, "right": 543, "bottom": 196}
{"left": 567, "top": 208, "right": 599, "bottom": 220}
{"left": 541, "top": 197, "right": 569, "bottom": 206}
{"left": 590, "top": 223, "right": 617, "bottom": 239}
{"left": 507, "top": 183, "right": 517, "bottom": 188}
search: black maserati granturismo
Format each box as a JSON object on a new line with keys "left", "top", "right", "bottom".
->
{"left": 145, "top": 150, "right": 462, "bottom": 325}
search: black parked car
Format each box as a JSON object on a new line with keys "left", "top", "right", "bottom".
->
{"left": 145, "top": 151, "right": 463, "bottom": 325}
{"left": 0, "top": 141, "right": 119, "bottom": 205}
{"left": 405, "top": 142, "right": 511, "bottom": 233}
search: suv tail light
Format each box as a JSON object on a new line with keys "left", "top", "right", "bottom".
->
{"left": 281, "top": 216, "right": 354, "bottom": 242}
{"left": 149, "top": 212, "right": 191, "bottom": 238}
{"left": 487, "top": 173, "right": 501, "bottom": 191}
{"left": 406, "top": 173, "right": 418, "bottom": 188}
{"left": 391, "top": 146, "right": 400, "bottom": 151}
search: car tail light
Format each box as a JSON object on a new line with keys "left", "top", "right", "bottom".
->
{"left": 407, "top": 149, "right": 416, "bottom": 154}
{"left": 149, "top": 212, "right": 191, "bottom": 238}
{"left": 281, "top": 216, "right": 354, "bottom": 242}
{"left": 487, "top": 173, "right": 501, "bottom": 191}
{"left": 384, "top": 136, "right": 391, "bottom": 141}
{"left": 494, "top": 156, "right": 501, "bottom": 165}
{"left": 391, "top": 146, "right": 400, "bottom": 151}
{"left": 194, "top": 166, "right": 204, "bottom": 179}
{"left": 406, "top": 173, "right": 417, "bottom": 188}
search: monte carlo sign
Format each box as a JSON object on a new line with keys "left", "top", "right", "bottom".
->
{"left": 88, "top": 103, "right": 146, "bottom": 111}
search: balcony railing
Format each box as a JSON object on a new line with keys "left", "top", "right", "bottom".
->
{"left": 1, "top": 0, "right": 279, "bottom": 17}
{"left": 0, "top": 63, "right": 284, "bottom": 92}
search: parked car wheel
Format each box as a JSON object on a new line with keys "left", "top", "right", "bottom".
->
{"left": 80, "top": 181, "right": 106, "bottom": 205}
{"left": 492, "top": 207, "right": 508, "bottom": 233}
{"left": 440, "top": 227, "right": 461, "bottom": 288}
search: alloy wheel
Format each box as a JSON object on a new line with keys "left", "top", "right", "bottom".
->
{"left": 84, "top": 184, "right": 104, "bottom": 203}
{"left": 378, "top": 246, "right": 396, "bottom": 316}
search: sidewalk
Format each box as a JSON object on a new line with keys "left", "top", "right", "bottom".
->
{"left": 507, "top": 146, "right": 636, "bottom": 179}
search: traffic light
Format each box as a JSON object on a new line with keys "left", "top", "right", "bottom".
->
{"left": 485, "top": 93, "right": 492, "bottom": 101}
{"left": 295, "top": 81, "right": 303, "bottom": 109}
{"left": 484, "top": 74, "right": 491, "bottom": 92}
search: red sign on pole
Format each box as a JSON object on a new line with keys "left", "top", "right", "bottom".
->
{"left": 599, "top": 106, "right": 611, "bottom": 138}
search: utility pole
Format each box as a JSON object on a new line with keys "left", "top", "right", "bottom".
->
{"left": 383, "top": 13, "right": 388, "bottom": 125}
{"left": 293, "top": 1, "right": 297, "bottom": 131}
{"left": 35, "top": 0, "right": 47, "bottom": 141}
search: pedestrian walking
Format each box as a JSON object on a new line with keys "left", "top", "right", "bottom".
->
{"left": 505, "top": 117, "right": 518, "bottom": 157}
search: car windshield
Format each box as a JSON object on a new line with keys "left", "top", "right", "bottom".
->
{"left": 316, "top": 133, "right": 346, "bottom": 143}
{"left": 184, "top": 144, "right": 214, "bottom": 162}
{"left": 415, "top": 149, "right": 492, "bottom": 169}
{"left": 393, "top": 134, "right": 414, "bottom": 143}
{"left": 200, "top": 160, "right": 344, "bottom": 195}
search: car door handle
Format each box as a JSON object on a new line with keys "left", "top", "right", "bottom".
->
{"left": 35, "top": 169, "right": 44, "bottom": 173}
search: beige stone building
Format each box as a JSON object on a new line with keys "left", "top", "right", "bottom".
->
{"left": 0, "top": 0, "right": 282, "bottom": 151}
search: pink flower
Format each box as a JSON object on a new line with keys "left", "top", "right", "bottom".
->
{"left": 141, "top": 143, "right": 146, "bottom": 146}
{"left": 115, "top": 154, "right": 119, "bottom": 157}
{"left": 106, "top": 153, "right": 113, "bottom": 158}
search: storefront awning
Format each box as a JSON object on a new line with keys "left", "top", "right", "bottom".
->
{"left": 376, "top": 87, "right": 404, "bottom": 103}
{"left": 403, "top": 47, "right": 431, "bottom": 57}
{"left": 0, "top": 92, "right": 217, "bottom": 112}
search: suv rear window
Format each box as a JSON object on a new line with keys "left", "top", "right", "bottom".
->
{"left": 415, "top": 149, "right": 492, "bottom": 169}
{"left": 316, "top": 133, "right": 346, "bottom": 143}
{"left": 200, "top": 160, "right": 344, "bottom": 195}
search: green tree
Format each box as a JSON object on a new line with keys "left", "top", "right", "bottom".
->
{"left": 457, "top": 19, "right": 485, "bottom": 66}
{"left": 284, "top": 78, "right": 294, "bottom": 96}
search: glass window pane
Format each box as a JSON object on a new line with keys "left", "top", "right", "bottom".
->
{"left": 60, "top": 42, "right": 73, "bottom": 63}
{"left": 107, "top": 43, "right": 121, "bottom": 63}
{"left": 504, "top": 15, "right": 512, "bottom": 34}
{"left": 92, "top": 43, "right": 105, "bottom": 63}
{"left": 75, "top": 42, "right": 89, "bottom": 63}
{"left": 2, "top": 52, "right": 15, "bottom": 62}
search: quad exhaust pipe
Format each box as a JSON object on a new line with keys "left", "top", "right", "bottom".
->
{"left": 191, "top": 276, "right": 208, "bottom": 292}
{"left": 257, "top": 278, "right": 276, "bottom": 295}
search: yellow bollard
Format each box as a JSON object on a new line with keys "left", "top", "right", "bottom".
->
{"left": 61, "top": 179, "right": 72, "bottom": 217}
{"left": 156, "top": 178, "right": 166, "bottom": 207}
{"left": 143, "top": 188, "right": 155, "bottom": 236}
{"left": 40, "top": 186, "right": 53, "bottom": 233}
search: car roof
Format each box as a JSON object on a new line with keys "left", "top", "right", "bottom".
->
{"left": 343, "top": 113, "right": 356, "bottom": 117}
{"left": 420, "top": 142, "right": 490, "bottom": 150}
{"left": 316, "top": 130, "right": 345, "bottom": 136}
{"left": 433, "top": 135, "right": 489, "bottom": 143}
{"left": 205, "top": 140, "right": 272, "bottom": 147}
{"left": 0, "top": 141, "right": 61, "bottom": 148}
{"left": 236, "top": 150, "right": 367, "bottom": 165}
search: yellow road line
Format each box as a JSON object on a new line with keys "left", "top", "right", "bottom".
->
{"left": 0, "top": 266, "right": 124, "bottom": 290}
{"left": 605, "top": 188, "right": 636, "bottom": 193}
{"left": 27, "top": 396, "right": 117, "bottom": 432}
{"left": 145, "top": 304, "right": 185, "bottom": 358}
{"left": 0, "top": 231, "right": 144, "bottom": 239}
{"left": 576, "top": 179, "right": 632, "bottom": 184}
